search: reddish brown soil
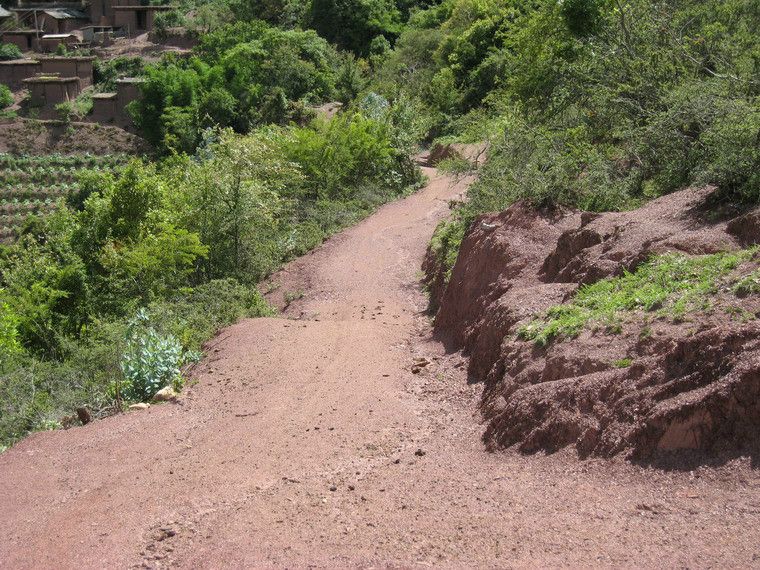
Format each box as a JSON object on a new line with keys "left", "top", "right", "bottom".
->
{"left": 92, "top": 32, "right": 193, "bottom": 60}
{"left": 0, "top": 117, "right": 148, "bottom": 155}
{"left": 430, "top": 186, "right": 760, "bottom": 461}
{"left": 1, "top": 172, "right": 760, "bottom": 568}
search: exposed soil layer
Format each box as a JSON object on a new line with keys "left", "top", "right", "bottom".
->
{"left": 430, "top": 186, "right": 760, "bottom": 461}
{"left": 0, "top": 118, "right": 148, "bottom": 155}
{"left": 2, "top": 173, "right": 760, "bottom": 568}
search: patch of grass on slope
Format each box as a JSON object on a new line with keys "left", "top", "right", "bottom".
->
{"left": 519, "top": 249, "right": 757, "bottom": 346}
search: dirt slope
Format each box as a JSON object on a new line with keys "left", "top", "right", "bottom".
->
{"left": 1, "top": 169, "right": 760, "bottom": 568}
{"left": 429, "top": 187, "right": 760, "bottom": 461}
{"left": 0, "top": 118, "right": 148, "bottom": 155}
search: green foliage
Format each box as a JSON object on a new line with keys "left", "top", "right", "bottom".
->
{"left": 0, "top": 294, "right": 21, "bottom": 368}
{"left": 177, "top": 128, "right": 295, "bottom": 280}
{"left": 560, "top": 0, "right": 604, "bottom": 37}
{"left": 228, "top": 0, "right": 307, "bottom": 28}
{"left": 153, "top": 10, "right": 186, "bottom": 42}
{"left": 0, "top": 43, "right": 23, "bottom": 61}
{"left": 93, "top": 57, "right": 144, "bottom": 91}
{"left": 378, "top": 0, "right": 760, "bottom": 217}
{"left": 427, "top": 218, "right": 465, "bottom": 284}
{"left": 285, "top": 112, "right": 396, "bottom": 200}
{"left": 132, "top": 23, "right": 342, "bottom": 153}
{"left": 733, "top": 269, "right": 760, "bottom": 296}
{"left": 99, "top": 225, "right": 208, "bottom": 304}
{"left": 119, "top": 309, "right": 185, "bottom": 402}
{"left": 143, "top": 279, "right": 274, "bottom": 350}
{"left": 54, "top": 93, "right": 92, "bottom": 124}
{"left": 127, "top": 58, "right": 203, "bottom": 151}
{"left": 0, "top": 84, "right": 12, "bottom": 110}
{"left": 308, "top": 0, "right": 402, "bottom": 56}
{"left": 519, "top": 249, "right": 756, "bottom": 346}
{"left": 0, "top": 229, "right": 89, "bottom": 356}
{"left": 612, "top": 357, "right": 632, "bottom": 368}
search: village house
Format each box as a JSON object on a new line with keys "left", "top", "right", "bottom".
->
{"left": 38, "top": 55, "right": 94, "bottom": 85}
{"left": 0, "top": 6, "right": 15, "bottom": 27}
{"left": 22, "top": 73, "right": 80, "bottom": 115}
{"left": 0, "top": 58, "right": 41, "bottom": 89}
{"left": 0, "top": 29, "right": 41, "bottom": 51}
{"left": 12, "top": 7, "right": 89, "bottom": 34}
{"left": 89, "top": 75, "right": 142, "bottom": 126}
{"left": 38, "top": 32, "right": 79, "bottom": 52}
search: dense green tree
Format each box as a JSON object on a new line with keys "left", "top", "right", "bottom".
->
{"left": 308, "top": 0, "right": 402, "bottom": 56}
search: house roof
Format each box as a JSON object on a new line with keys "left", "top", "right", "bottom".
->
{"left": 1, "top": 29, "right": 43, "bottom": 35}
{"left": 42, "top": 8, "right": 89, "bottom": 19}
{"left": 39, "top": 55, "right": 96, "bottom": 61}
{"left": 23, "top": 74, "right": 79, "bottom": 83}
{"left": 0, "top": 7, "right": 12, "bottom": 18}
{"left": 0, "top": 59, "right": 41, "bottom": 65}
{"left": 41, "top": 33, "right": 77, "bottom": 38}
{"left": 112, "top": 5, "right": 177, "bottom": 10}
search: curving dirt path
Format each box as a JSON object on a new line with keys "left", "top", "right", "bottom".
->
{"left": 2, "top": 167, "right": 760, "bottom": 569}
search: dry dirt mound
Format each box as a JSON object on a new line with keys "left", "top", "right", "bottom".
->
{"left": 0, "top": 118, "right": 149, "bottom": 155}
{"left": 429, "top": 186, "right": 760, "bottom": 461}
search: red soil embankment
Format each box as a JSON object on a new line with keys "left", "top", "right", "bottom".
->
{"left": 0, "top": 118, "right": 148, "bottom": 155}
{"left": 428, "top": 186, "right": 760, "bottom": 460}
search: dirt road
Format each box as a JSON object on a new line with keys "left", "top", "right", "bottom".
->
{"left": 1, "top": 167, "right": 759, "bottom": 569}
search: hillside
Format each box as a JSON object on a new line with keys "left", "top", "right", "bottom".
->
{"left": 2, "top": 167, "right": 759, "bottom": 568}
{"left": 0, "top": 0, "right": 759, "bottom": 566}
{"left": 427, "top": 185, "right": 760, "bottom": 462}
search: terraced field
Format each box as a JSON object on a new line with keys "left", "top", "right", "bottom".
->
{"left": 0, "top": 154, "right": 127, "bottom": 242}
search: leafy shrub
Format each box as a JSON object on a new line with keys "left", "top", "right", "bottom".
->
{"left": 0, "top": 85, "right": 12, "bottom": 110}
{"left": 132, "top": 23, "right": 341, "bottom": 153}
{"left": 118, "top": 309, "right": 186, "bottom": 402}
{"left": 93, "top": 57, "right": 143, "bottom": 91}
{"left": 0, "top": 295, "right": 21, "bottom": 369}
{"left": 0, "top": 43, "right": 22, "bottom": 61}
{"left": 560, "top": 0, "right": 603, "bottom": 37}
{"left": 427, "top": 218, "right": 465, "bottom": 284}
{"left": 144, "top": 279, "right": 274, "bottom": 350}
{"left": 153, "top": 10, "right": 186, "bottom": 42}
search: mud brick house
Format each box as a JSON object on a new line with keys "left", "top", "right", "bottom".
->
{"left": 38, "top": 32, "right": 79, "bottom": 52}
{"left": 112, "top": 4, "right": 175, "bottom": 36}
{"left": 81, "top": 24, "right": 122, "bottom": 43}
{"left": 0, "top": 58, "right": 41, "bottom": 89}
{"left": 115, "top": 76, "right": 142, "bottom": 103}
{"left": 89, "top": 76, "right": 143, "bottom": 126}
{"left": 90, "top": 90, "right": 116, "bottom": 121}
{"left": 22, "top": 73, "right": 80, "bottom": 115}
{"left": 0, "top": 29, "right": 41, "bottom": 51}
{"left": 0, "top": 6, "right": 14, "bottom": 27}
{"left": 38, "top": 55, "right": 94, "bottom": 86}
{"left": 12, "top": 7, "right": 88, "bottom": 34}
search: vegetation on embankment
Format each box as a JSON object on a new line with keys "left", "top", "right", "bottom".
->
{"left": 518, "top": 249, "right": 758, "bottom": 346}
{"left": 0, "top": 154, "right": 129, "bottom": 243}
{"left": 407, "top": 0, "right": 759, "bottom": 285}
{"left": 1, "top": 0, "right": 758, "bottom": 450}
{"left": 0, "top": 102, "right": 423, "bottom": 448}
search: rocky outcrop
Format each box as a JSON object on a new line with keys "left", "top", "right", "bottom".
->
{"left": 430, "top": 186, "right": 760, "bottom": 459}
